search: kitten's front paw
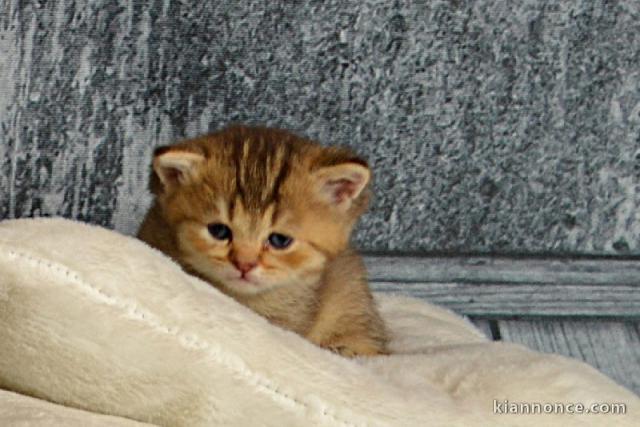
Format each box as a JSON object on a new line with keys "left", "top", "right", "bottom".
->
{"left": 324, "top": 336, "right": 388, "bottom": 358}
{"left": 327, "top": 344, "right": 358, "bottom": 358}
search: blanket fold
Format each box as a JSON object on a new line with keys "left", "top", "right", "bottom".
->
{"left": 0, "top": 218, "right": 637, "bottom": 426}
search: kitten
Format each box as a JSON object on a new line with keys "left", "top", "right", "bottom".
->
{"left": 137, "top": 125, "right": 388, "bottom": 357}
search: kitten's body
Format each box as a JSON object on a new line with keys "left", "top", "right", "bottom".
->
{"left": 138, "top": 126, "right": 387, "bottom": 356}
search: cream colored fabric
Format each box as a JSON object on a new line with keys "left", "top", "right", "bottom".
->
{"left": 0, "top": 389, "right": 152, "bottom": 427}
{"left": 0, "top": 218, "right": 637, "bottom": 427}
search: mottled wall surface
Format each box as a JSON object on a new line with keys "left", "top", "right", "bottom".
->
{"left": 1, "top": 0, "right": 639, "bottom": 255}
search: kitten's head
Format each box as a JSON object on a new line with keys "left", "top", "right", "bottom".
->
{"left": 152, "top": 126, "right": 370, "bottom": 295}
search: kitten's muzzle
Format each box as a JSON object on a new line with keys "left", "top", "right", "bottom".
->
{"left": 232, "top": 260, "right": 257, "bottom": 275}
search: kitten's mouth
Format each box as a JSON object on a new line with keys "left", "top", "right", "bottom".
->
{"left": 229, "top": 273, "right": 257, "bottom": 285}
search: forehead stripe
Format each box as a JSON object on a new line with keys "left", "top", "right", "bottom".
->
{"left": 269, "top": 144, "right": 292, "bottom": 204}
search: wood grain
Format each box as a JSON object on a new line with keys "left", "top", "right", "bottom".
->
{"left": 364, "top": 255, "right": 640, "bottom": 285}
{"left": 366, "top": 255, "right": 640, "bottom": 317}
{"left": 498, "top": 319, "right": 640, "bottom": 395}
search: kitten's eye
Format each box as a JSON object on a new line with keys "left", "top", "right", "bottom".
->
{"left": 208, "top": 223, "right": 232, "bottom": 241}
{"left": 268, "top": 233, "right": 293, "bottom": 249}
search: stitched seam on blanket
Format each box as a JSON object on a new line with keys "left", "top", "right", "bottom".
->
{"left": 0, "top": 247, "right": 360, "bottom": 427}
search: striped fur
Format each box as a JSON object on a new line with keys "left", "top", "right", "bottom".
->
{"left": 138, "top": 126, "right": 387, "bottom": 356}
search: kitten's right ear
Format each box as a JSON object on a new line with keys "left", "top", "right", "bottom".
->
{"left": 311, "top": 161, "right": 371, "bottom": 212}
{"left": 153, "top": 146, "right": 205, "bottom": 191}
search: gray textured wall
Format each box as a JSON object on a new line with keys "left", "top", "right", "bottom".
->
{"left": 1, "top": 1, "right": 639, "bottom": 255}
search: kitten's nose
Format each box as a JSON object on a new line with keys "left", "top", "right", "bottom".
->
{"left": 232, "top": 260, "right": 257, "bottom": 274}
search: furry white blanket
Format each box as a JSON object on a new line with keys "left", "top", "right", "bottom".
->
{"left": 0, "top": 218, "right": 637, "bottom": 426}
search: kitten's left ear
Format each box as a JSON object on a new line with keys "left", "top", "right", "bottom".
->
{"left": 312, "top": 162, "right": 370, "bottom": 211}
{"left": 153, "top": 146, "right": 205, "bottom": 191}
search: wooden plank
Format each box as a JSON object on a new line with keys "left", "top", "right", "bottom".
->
{"left": 370, "top": 281, "right": 640, "bottom": 317}
{"left": 365, "top": 255, "right": 640, "bottom": 317}
{"left": 364, "top": 255, "right": 640, "bottom": 286}
{"left": 498, "top": 320, "right": 640, "bottom": 395}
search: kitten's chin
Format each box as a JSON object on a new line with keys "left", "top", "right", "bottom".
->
{"left": 221, "top": 278, "right": 272, "bottom": 295}
{"left": 182, "top": 255, "right": 321, "bottom": 296}
{"left": 214, "top": 272, "right": 320, "bottom": 297}
{"left": 197, "top": 270, "right": 266, "bottom": 295}
{"left": 189, "top": 264, "right": 281, "bottom": 295}
{"left": 220, "top": 273, "right": 303, "bottom": 295}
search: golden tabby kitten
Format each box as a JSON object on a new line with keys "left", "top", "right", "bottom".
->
{"left": 138, "top": 125, "right": 387, "bottom": 356}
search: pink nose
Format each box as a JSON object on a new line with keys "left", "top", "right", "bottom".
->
{"left": 233, "top": 260, "right": 257, "bottom": 274}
